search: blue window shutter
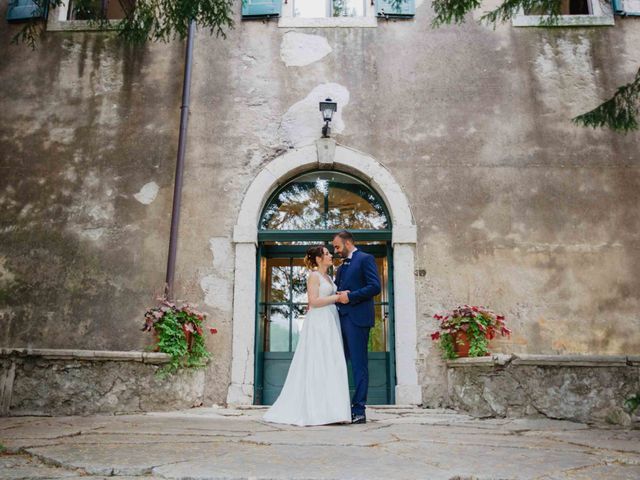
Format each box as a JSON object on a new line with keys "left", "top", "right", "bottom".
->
{"left": 6, "top": 0, "right": 46, "bottom": 22}
{"left": 376, "top": 0, "right": 415, "bottom": 17}
{"left": 242, "top": 0, "right": 282, "bottom": 18}
{"left": 612, "top": 0, "right": 640, "bottom": 15}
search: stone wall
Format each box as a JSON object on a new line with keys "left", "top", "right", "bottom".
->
{"left": 446, "top": 354, "right": 640, "bottom": 425}
{"left": 0, "top": 349, "right": 205, "bottom": 416}
{"left": 1, "top": 1, "right": 639, "bottom": 407}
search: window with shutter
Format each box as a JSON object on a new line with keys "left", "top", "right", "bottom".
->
{"left": 66, "top": 0, "right": 133, "bottom": 20}
{"left": 613, "top": 0, "right": 640, "bottom": 15}
{"left": 242, "top": 0, "right": 282, "bottom": 18}
{"left": 6, "top": 0, "right": 46, "bottom": 22}
{"left": 46, "top": 0, "right": 136, "bottom": 30}
{"left": 277, "top": 0, "right": 378, "bottom": 26}
{"left": 376, "top": 0, "right": 415, "bottom": 17}
{"left": 513, "top": 0, "right": 615, "bottom": 26}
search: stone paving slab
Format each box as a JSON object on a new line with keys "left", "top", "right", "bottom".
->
{"left": 538, "top": 464, "right": 640, "bottom": 480}
{"left": 1, "top": 406, "right": 639, "bottom": 479}
{"left": 0, "top": 454, "right": 77, "bottom": 479}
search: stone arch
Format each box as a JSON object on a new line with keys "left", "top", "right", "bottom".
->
{"left": 227, "top": 139, "right": 422, "bottom": 406}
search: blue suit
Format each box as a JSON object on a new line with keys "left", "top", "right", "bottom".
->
{"left": 335, "top": 249, "right": 381, "bottom": 416}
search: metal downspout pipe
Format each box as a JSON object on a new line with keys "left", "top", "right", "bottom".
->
{"left": 165, "top": 19, "right": 196, "bottom": 299}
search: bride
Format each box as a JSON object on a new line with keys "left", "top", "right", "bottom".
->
{"left": 263, "top": 245, "right": 351, "bottom": 426}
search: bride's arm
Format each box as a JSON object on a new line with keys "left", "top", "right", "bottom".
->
{"left": 307, "top": 273, "right": 339, "bottom": 308}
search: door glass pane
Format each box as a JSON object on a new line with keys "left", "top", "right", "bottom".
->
{"left": 291, "top": 264, "right": 308, "bottom": 304}
{"left": 260, "top": 171, "right": 389, "bottom": 231}
{"left": 268, "top": 260, "right": 290, "bottom": 303}
{"left": 332, "top": 0, "right": 364, "bottom": 17}
{"left": 261, "top": 176, "right": 325, "bottom": 230}
{"left": 368, "top": 256, "right": 387, "bottom": 352}
{"left": 368, "top": 304, "right": 387, "bottom": 352}
{"left": 267, "top": 305, "right": 290, "bottom": 352}
{"left": 377, "top": 257, "right": 387, "bottom": 301}
{"left": 292, "top": 304, "right": 307, "bottom": 351}
{"left": 328, "top": 179, "right": 388, "bottom": 230}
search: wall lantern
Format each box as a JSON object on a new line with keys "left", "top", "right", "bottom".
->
{"left": 319, "top": 98, "right": 337, "bottom": 138}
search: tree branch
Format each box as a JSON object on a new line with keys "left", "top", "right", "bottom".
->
{"left": 572, "top": 68, "right": 640, "bottom": 133}
{"left": 11, "top": 0, "right": 234, "bottom": 47}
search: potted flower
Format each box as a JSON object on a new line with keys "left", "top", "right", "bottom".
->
{"left": 142, "top": 297, "right": 217, "bottom": 376}
{"left": 430, "top": 305, "right": 511, "bottom": 359}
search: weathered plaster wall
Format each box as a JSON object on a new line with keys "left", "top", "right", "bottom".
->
{"left": 1, "top": 3, "right": 639, "bottom": 406}
{"left": 0, "top": 5, "right": 184, "bottom": 352}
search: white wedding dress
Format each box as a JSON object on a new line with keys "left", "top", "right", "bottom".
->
{"left": 263, "top": 272, "right": 351, "bottom": 426}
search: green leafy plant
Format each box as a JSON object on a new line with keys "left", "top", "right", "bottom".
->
{"left": 142, "top": 297, "right": 217, "bottom": 377}
{"left": 430, "top": 305, "right": 511, "bottom": 360}
{"left": 624, "top": 393, "right": 640, "bottom": 415}
{"left": 573, "top": 68, "right": 640, "bottom": 133}
{"left": 11, "top": 0, "right": 233, "bottom": 48}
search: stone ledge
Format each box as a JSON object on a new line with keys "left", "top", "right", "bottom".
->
{"left": 1, "top": 349, "right": 203, "bottom": 416}
{"left": 448, "top": 354, "right": 632, "bottom": 368}
{"left": 0, "top": 348, "right": 171, "bottom": 364}
{"left": 628, "top": 355, "right": 640, "bottom": 366}
{"left": 447, "top": 354, "right": 514, "bottom": 368}
{"left": 446, "top": 354, "right": 640, "bottom": 425}
{"left": 513, "top": 354, "right": 629, "bottom": 367}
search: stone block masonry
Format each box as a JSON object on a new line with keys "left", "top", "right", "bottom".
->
{"left": 446, "top": 354, "right": 640, "bottom": 426}
{"left": 0, "top": 349, "right": 205, "bottom": 416}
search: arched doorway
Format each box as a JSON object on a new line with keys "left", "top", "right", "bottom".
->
{"left": 227, "top": 140, "right": 421, "bottom": 407}
{"left": 255, "top": 171, "right": 395, "bottom": 405}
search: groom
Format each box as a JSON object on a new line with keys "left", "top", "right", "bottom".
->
{"left": 333, "top": 230, "right": 381, "bottom": 424}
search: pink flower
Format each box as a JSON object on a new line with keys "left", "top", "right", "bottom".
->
{"left": 430, "top": 331, "right": 440, "bottom": 341}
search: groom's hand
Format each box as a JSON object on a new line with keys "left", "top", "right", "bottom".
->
{"left": 337, "top": 291, "right": 350, "bottom": 304}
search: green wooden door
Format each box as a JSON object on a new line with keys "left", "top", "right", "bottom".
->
{"left": 253, "top": 170, "right": 395, "bottom": 405}
{"left": 255, "top": 243, "right": 395, "bottom": 405}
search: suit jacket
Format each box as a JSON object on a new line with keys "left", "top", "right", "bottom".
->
{"left": 335, "top": 249, "right": 381, "bottom": 328}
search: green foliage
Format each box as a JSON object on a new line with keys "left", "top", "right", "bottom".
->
{"left": 11, "top": 0, "right": 234, "bottom": 48}
{"left": 465, "top": 321, "right": 487, "bottom": 357}
{"left": 432, "top": 0, "right": 561, "bottom": 30}
{"left": 573, "top": 68, "right": 640, "bottom": 133}
{"left": 625, "top": 393, "right": 640, "bottom": 415}
{"left": 431, "top": 305, "right": 510, "bottom": 360}
{"left": 0, "top": 443, "right": 5, "bottom": 453}
{"left": 11, "top": 0, "right": 638, "bottom": 132}
{"left": 480, "top": 0, "right": 560, "bottom": 27}
{"left": 437, "top": 320, "right": 492, "bottom": 360}
{"left": 431, "top": 0, "right": 482, "bottom": 27}
{"left": 10, "top": 0, "right": 63, "bottom": 49}
{"left": 142, "top": 298, "right": 217, "bottom": 378}
{"left": 439, "top": 331, "right": 456, "bottom": 359}
{"left": 117, "top": 0, "right": 234, "bottom": 44}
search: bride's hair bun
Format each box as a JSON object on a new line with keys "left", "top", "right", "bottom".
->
{"left": 304, "top": 245, "right": 325, "bottom": 270}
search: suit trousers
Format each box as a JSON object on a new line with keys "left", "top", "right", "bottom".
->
{"left": 340, "top": 316, "right": 370, "bottom": 416}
